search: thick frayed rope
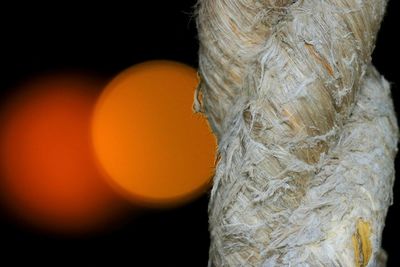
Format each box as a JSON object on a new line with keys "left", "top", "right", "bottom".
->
{"left": 196, "top": 0, "right": 398, "bottom": 266}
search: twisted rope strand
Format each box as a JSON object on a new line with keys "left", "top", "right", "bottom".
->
{"left": 196, "top": 0, "right": 397, "bottom": 266}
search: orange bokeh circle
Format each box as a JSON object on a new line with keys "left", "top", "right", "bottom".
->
{"left": 91, "top": 61, "right": 216, "bottom": 206}
{"left": 0, "top": 74, "right": 123, "bottom": 234}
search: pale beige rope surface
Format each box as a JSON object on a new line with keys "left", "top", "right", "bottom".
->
{"left": 195, "top": 0, "right": 398, "bottom": 266}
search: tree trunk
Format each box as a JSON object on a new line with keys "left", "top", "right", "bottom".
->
{"left": 196, "top": 0, "right": 398, "bottom": 266}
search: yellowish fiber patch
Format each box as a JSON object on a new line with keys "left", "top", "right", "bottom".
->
{"left": 352, "top": 219, "right": 372, "bottom": 267}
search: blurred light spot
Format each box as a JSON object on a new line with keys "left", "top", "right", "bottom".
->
{"left": 0, "top": 74, "right": 124, "bottom": 234}
{"left": 91, "top": 61, "right": 216, "bottom": 207}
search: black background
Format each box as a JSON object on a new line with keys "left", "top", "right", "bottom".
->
{"left": 0, "top": 1, "right": 398, "bottom": 266}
